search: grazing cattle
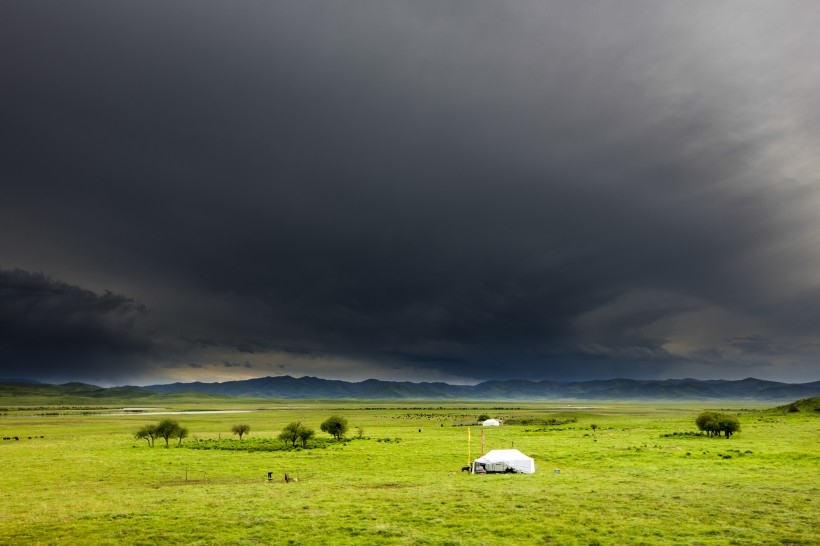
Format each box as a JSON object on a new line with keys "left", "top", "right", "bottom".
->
{"left": 13, "top": 436, "right": 19, "bottom": 440}
{"left": 2, "top": 437, "right": 9, "bottom": 440}
{"left": 461, "top": 466, "right": 470, "bottom": 472}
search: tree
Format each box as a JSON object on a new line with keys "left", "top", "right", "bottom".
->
{"left": 135, "top": 424, "right": 157, "bottom": 447}
{"left": 320, "top": 415, "right": 348, "bottom": 440}
{"left": 590, "top": 424, "right": 598, "bottom": 436}
{"left": 717, "top": 414, "right": 741, "bottom": 438}
{"left": 174, "top": 425, "right": 189, "bottom": 446}
{"left": 156, "top": 419, "right": 182, "bottom": 447}
{"left": 477, "top": 414, "right": 490, "bottom": 422}
{"left": 231, "top": 424, "right": 250, "bottom": 440}
{"left": 298, "top": 426, "right": 315, "bottom": 448}
{"left": 278, "top": 422, "right": 303, "bottom": 447}
{"left": 695, "top": 411, "right": 720, "bottom": 437}
{"left": 696, "top": 411, "right": 740, "bottom": 438}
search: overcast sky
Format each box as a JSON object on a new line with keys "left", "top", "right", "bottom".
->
{"left": 2, "top": 1, "right": 820, "bottom": 386}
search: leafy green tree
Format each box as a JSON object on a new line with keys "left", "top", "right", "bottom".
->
{"left": 320, "top": 415, "right": 348, "bottom": 440}
{"left": 590, "top": 423, "right": 598, "bottom": 436}
{"left": 696, "top": 411, "right": 720, "bottom": 437}
{"left": 135, "top": 424, "right": 157, "bottom": 447}
{"left": 477, "top": 414, "right": 490, "bottom": 422}
{"left": 278, "top": 422, "right": 303, "bottom": 447}
{"left": 231, "top": 424, "right": 250, "bottom": 440}
{"left": 298, "top": 426, "right": 315, "bottom": 448}
{"left": 174, "top": 425, "right": 189, "bottom": 446}
{"left": 156, "top": 419, "right": 182, "bottom": 447}
{"left": 717, "top": 414, "right": 740, "bottom": 438}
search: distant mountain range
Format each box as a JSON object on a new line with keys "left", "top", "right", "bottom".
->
{"left": 2, "top": 376, "right": 818, "bottom": 401}
{"left": 142, "top": 375, "right": 820, "bottom": 401}
{"left": 0, "top": 380, "right": 150, "bottom": 399}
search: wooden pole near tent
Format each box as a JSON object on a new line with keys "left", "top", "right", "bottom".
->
{"left": 481, "top": 428, "right": 485, "bottom": 456}
{"left": 467, "top": 427, "right": 471, "bottom": 466}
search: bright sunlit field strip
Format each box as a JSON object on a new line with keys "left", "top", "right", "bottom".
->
{"left": 0, "top": 399, "right": 817, "bottom": 545}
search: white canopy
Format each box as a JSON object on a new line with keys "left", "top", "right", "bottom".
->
{"left": 482, "top": 419, "right": 500, "bottom": 426}
{"left": 473, "top": 449, "right": 535, "bottom": 474}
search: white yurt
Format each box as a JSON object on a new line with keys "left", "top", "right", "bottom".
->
{"left": 471, "top": 449, "right": 535, "bottom": 474}
{"left": 482, "top": 418, "right": 500, "bottom": 426}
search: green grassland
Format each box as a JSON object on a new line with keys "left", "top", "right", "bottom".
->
{"left": 0, "top": 396, "right": 817, "bottom": 545}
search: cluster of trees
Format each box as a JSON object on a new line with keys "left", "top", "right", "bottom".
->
{"left": 695, "top": 411, "right": 741, "bottom": 438}
{"left": 278, "top": 422, "right": 315, "bottom": 447}
{"left": 278, "top": 415, "right": 349, "bottom": 448}
{"left": 135, "top": 419, "right": 189, "bottom": 447}
{"left": 136, "top": 415, "right": 350, "bottom": 449}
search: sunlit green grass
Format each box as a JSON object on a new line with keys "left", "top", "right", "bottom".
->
{"left": 0, "top": 399, "right": 817, "bottom": 545}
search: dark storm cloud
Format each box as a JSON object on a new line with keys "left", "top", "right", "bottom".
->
{"left": 1, "top": 2, "right": 819, "bottom": 383}
{"left": 0, "top": 268, "right": 152, "bottom": 382}
{"left": 726, "top": 335, "right": 820, "bottom": 358}
{"left": 221, "top": 361, "right": 253, "bottom": 369}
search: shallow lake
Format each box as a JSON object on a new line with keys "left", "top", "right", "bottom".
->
{"left": 98, "top": 409, "right": 257, "bottom": 416}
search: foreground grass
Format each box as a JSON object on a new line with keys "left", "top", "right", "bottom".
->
{"left": 0, "top": 399, "right": 817, "bottom": 545}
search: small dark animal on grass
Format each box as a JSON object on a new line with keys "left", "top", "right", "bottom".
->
{"left": 461, "top": 466, "right": 470, "bottom": 472}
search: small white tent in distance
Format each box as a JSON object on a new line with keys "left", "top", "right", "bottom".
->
{"left": 472, "top": 449, "right": 535, "bottom": 474}
{"left": 482, "top": 418, "right": 500, "bottom": 426}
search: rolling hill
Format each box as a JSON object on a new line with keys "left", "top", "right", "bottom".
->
{"left": 143, "top": 375, "right": 820, "bottom": 401}
{"left": 3, "top": 376, "right": 818, "bottom": 401}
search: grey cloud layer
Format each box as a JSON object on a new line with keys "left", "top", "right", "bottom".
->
{"left": 0, "top": 268, "right": 152, "bottom": 382}
{"left": 2, "top": 2, "right": 819, "bottom": 383}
